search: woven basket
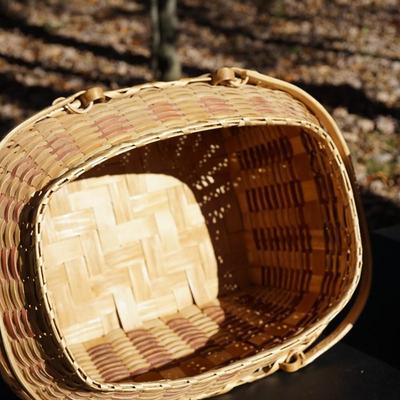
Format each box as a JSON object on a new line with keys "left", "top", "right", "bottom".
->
{"left": 0, "top": 67, "right": 371, "bottom": 400}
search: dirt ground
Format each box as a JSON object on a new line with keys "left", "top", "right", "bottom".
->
{"left": 0, "top": 0, "right": 399, "bottom": 229}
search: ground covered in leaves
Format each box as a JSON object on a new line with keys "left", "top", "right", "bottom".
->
{"left": 0, "top": 0, "right": 399, "bottom": 229}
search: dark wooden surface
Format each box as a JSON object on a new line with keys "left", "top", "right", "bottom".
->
{"left": 1, "top": 342, "right": 399, "bottom": 399}
{"left": 344, "top": 227, "right": 400, "bottom": 369}
{"left": 212, "top": 342, "right": 400, "bottom": 400}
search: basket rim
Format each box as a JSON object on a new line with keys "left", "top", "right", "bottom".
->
{"left": 32, "top": 116, "right": 362, "bottom": 391}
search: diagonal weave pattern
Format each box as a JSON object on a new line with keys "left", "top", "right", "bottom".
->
{"left": 42, "top": 173, "right": 218, "bottom": 344}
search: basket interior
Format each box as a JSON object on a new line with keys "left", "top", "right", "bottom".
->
{"left": 40, "top": 124, "right": 357, "bottom": 383}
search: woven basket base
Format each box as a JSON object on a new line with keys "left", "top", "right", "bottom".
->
{"left": 70, "top": 286, "right": 311, "bottom": 383}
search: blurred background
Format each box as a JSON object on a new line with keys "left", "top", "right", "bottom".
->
{"left": 0, "top": 0, "right": 399, "bottom": 370}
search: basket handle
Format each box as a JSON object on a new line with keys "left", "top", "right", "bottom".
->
{"left": 219, "top": 67, "right": 373, "bottom": 372}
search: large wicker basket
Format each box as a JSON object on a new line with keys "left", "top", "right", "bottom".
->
{"left": 0, "top": 67, "right": 370, "bottom": 400}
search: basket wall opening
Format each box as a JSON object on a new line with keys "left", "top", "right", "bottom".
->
{"left": 40, "top": 123, "right": 358, "bottom": 384}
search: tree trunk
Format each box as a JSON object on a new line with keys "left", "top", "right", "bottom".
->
{"left": 150, "top": 0, "right": 181, "bottom": 81}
